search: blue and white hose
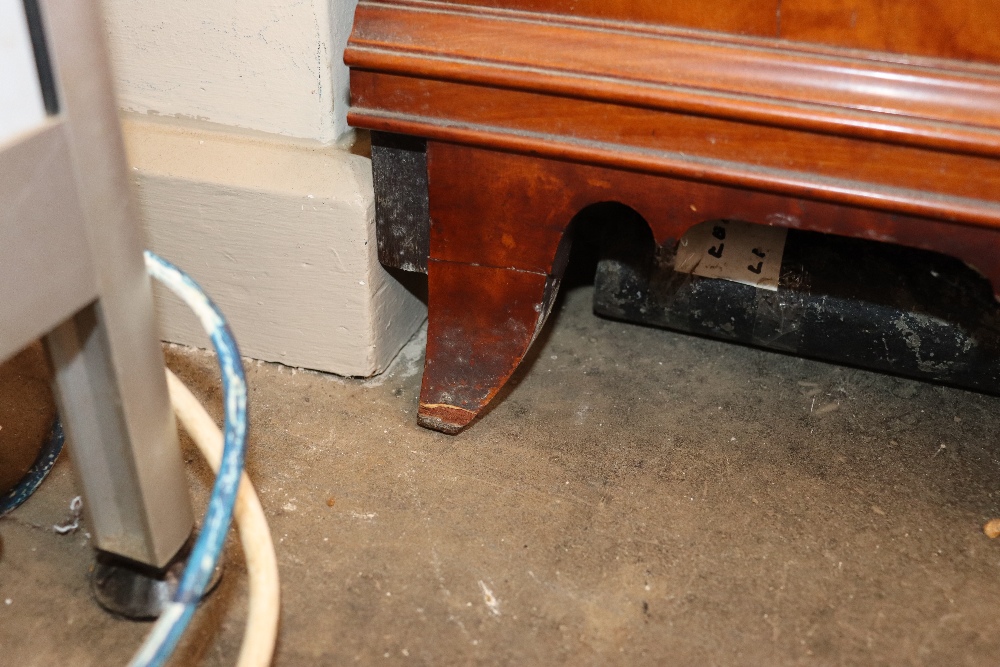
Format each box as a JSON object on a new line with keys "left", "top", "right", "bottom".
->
{"left": 130, "top": 251, "right": 249, "bottom": 667}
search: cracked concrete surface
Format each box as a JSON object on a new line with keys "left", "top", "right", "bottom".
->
{"left": 2, "top": 284, "right": 1000, "bottom": 665}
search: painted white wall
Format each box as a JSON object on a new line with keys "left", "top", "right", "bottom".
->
{"left": 101, "top": 1, "right": 424, "bottom": 376}
{"left": 103, "top": 0, "right": 357, "bottom": 143}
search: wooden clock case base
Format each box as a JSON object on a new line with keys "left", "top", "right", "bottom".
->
{"left": 347, "top": 0, "right": 1000, "bottom": 433}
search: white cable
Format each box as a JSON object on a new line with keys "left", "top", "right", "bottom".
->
{"left": 165, "top": 368, "right": 280, "bottom": 667}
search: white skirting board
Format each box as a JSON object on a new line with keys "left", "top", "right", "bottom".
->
{"left": 121, "top": 115, "right": 427, "bottom": 377}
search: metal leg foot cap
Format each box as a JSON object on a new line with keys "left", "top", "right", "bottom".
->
{"left": 90, "top": 543, "right": 222, "bottom": 620}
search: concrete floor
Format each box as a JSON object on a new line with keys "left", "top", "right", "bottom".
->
{"left": 3, "top": 284, "right": 1000, "bottom": 665}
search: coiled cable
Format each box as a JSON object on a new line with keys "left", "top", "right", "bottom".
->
{"left": 0, "top": 250, "right": 277, "bottom": 666}
{"left": 0, "top": 419, "right": 64, "bottom": 517}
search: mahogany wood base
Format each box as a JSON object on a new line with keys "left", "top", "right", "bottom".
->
{"left": 417, "top": 260, "right": 558, "bottom": 433}
{"left": 413, "top": 142, "right": 1000, "bottom": 434}
{"left": 348, "top": 0, "right": 1000, "bottom": 434}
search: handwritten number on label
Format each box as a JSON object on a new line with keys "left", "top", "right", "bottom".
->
{"left": 752, "top": 248, "right": 766, "bottom": 258}
{"left": 708, "top": 244, "right": 724, "bottom": 258}
{"left": 712, "top": 226, "right": 726, "bottom": 241}
{"left": 747, "top": 261, "right": 764, "bottom": 274}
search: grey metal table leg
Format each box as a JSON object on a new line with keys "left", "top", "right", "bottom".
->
{"left": 27, "top": 0, "right": 197, "bottom": 571}
{"left": 45, "top": 302, "right": 193, "bottom": 568}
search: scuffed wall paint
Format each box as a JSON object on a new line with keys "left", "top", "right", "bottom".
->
{"left": 103, "top": 0, "right": 351, "bottom": 143}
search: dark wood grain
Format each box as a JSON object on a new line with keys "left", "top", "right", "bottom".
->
{"left": 419, "top": 260, "right": 556, "bottom": 433}
{"left": 347, "top": 0, "right": 1000, "bottom": 433}
{"left": 438, "top": 0, "right": 780, "bottom": 36}
{"left": 347, "top": 2, "right": 1000, "bottom": 145}
{"left": 426, "top": 143, "right": 1000, "bottom": 296}
{"left": 782, "top": 0, "right": 1000, "bottom": 65}
{"left": 369, "top": 0, "right": 1000, "bottom": 64}
{"left": 417, "top": 143, "right": 1000, "bottom": 431}
{"left": 353, "top": 72, "right": 1000, "bottom": 216}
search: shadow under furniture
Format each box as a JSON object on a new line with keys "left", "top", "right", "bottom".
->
{"left": 346, "top": 0, "right": 1000, "bottom": 433}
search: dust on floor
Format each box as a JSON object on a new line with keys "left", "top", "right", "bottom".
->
{"left": 2, "top": 284, "right": 1000, "bottom": 665}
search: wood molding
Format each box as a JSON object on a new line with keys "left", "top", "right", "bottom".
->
{"left": 395, "top": 0, "right": 1000, "bottom": 67}
{"left": 352, "top": 76, "right": 1000, "bottom": 226}
{"left": 347, "top": 0, "right": 1000, "bottom": 154}
{"left": 347, "top": 0, "right": 1000, "bottom": 230}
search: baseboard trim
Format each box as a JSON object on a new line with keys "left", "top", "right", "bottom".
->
{"left": 121, "top": 114, "right": 427, "bottom": 377}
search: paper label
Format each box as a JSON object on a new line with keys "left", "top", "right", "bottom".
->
{"left": 674, "top": 219, "right": 788, "bottom": 291}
